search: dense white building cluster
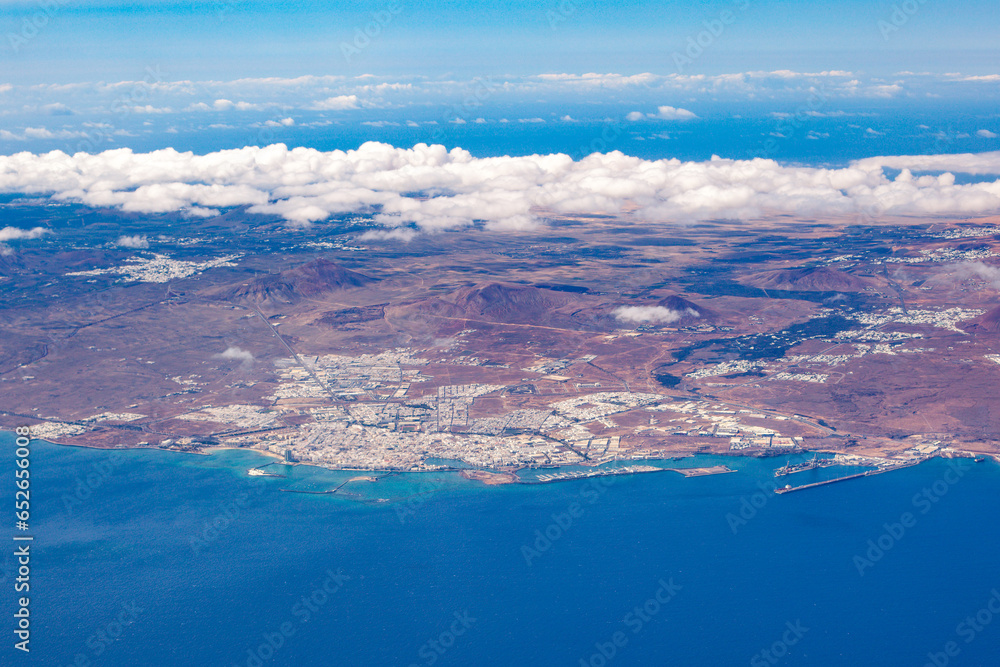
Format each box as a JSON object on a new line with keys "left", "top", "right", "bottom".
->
{"left": 882, "top": 248, "right": 995, "bottom": 263}
{"left": 685, "top": 360, "right": 765, "bottom": 379}
{"left": 770, "top": 372, "right": 829, "bottom": 383}
{"left": 550, "top": 392, "right": 661, "bottom": 420}
{"left": 30, "top": 422, "right": 89, "bottom": 439}
{"left": 82, "top": 412, "right": 146, "bottom": 423}
{"left": 67, "top": 253, "right": 241, "bottom": 283}
{"left": 290, "top": 420, "right": 570, "bottom": 469}
{"left": 835, "top": 330, "right": 923, "bottom": 342}
{"left": 933, "top": 226, "right": 1000, "bottom": 239}
{"left": 178, "top": 404, "right": 280, "bottom": 430}
{"left": 854, "top": 307, "right": 984, "bottom": 332}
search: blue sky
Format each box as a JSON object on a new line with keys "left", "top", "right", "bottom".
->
{"left": 0, "top": 0, "right": 998, "bottom": 162}
{"left": 2, "top": 0, "right": 999, "bottom": 83}
{"left": 0, "top": 1, "right": 998, "bottom": 240}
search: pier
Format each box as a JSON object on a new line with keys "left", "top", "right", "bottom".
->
{"left": 774, "top": 460, "right": 922, "bottom": 494}
{"left": 248, "top": 463, "right": 286, "bottom": 478}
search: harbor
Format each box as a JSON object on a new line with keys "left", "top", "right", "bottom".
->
{"left": 530, "top": 463, "right": 735, "bottom": 484}
{"left": 773, "top": 455, "right": 838, "bottom": 477}
{"left": 774, "top": 459, "right": 923, "bottom": 494}
{"left": 530, "top": 465, "right": 666, "bottom": 483}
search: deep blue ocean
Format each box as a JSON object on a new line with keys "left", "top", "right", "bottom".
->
{"left": 2, "top": 432, "right": 999, "bottom": 666}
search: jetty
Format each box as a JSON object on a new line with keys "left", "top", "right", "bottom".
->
{"left": 248, "top": 463, "right": 285, "bottom": 478}
{"left": 774, "top": 459, "right": 922, "bottom": 494}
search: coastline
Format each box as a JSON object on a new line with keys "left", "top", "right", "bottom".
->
{"left": 3, "top": 430, "right": 997, "bottom": 491}
{"left": 204, "top": 445, "right": 287, "bottom": 462}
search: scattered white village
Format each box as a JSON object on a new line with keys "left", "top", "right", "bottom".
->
{"left": 66, "top": 253, "right": 242, "bottom": 283}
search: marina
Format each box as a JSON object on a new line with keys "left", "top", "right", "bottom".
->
{"left": 530, "top": 465, "right": 666, "bottom": 483}
{"left": 530, "top": 463, "right": 735, "bottom": 483}
{"left": 774, "top": 455, "right": 838, "bottom": 477}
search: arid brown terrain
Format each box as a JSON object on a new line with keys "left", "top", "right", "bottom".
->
{"left": 2, "top": 203, "right": 1000, "bottom": 470}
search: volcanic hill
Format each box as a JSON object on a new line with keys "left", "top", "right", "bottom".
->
{"left": 962, "top": 305, "right": 1000, "bottom": 334}
{"left": 219, "top": 258, "right": 376, "bottom": 305}
{"left": 401, "top": 282, "right": 596, "bottom": 327}
{"left": 744, "top": 266, "right": 871, "bottom": 292}
{"left": 656, "top": 294, "right": 716, "bottom": 322}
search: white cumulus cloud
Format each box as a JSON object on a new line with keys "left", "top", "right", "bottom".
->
{"left": 115, "top": 234, "right": 149, "bottom": 249}
{"left": 614, "top": 306, "right": 697, "bottom": 324}
{"left": 359, "top": 228, "right": 417, "bottom": 242}
{"left": 0, "top": 226, "right": 50, "bottom": 242}
{"left": 214, "top": 346, "right": 255, "bottom": 366}
{"left": 309, "top": 95, "right": 359, "bottom": 110}
{"left": 957, "top": 261, "right": 1000, "bottom": 290}
{"left": 854, "top": 151, "right": 1000, "bottom": 175}
{"left": 627, "top": 106, "right": 697, "bottom": 121}
{"left": 0, "top": 144, "right": 1000, "bottom": 235}
{"left": 654, "top": 105, "right": 697, "bottom": 120}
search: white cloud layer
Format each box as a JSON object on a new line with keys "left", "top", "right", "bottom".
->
{"left": 0, "top": 225, "right": 50, "bottom": 241}
{"left": 1, "top": 144, "right": 1000, "bottom": 232}
{"left": 116, "top": 234, "right": 149, "bottom": 249}
{"left": 309, "top": 95, "right": 359, "bottom": 110}
{"left": 214, "top": 346, "right": 255, "bottom": 366}
{"left": 654, "top": 105, "right": 697, "bottom": 120}
{"left": 854, "top": 151, "right": 1000, "bottom": 175}
{"left": 4, "top": 69, "right": 995, "bottom": 125}
{"left": 614, "top": 306, "right": 698, "bottom": 324}
{"left": 958, "top": 261, "right": 1000, "bottom": 290}
{"left": 626, "top": 106, "right": 697, "bottom": 121}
